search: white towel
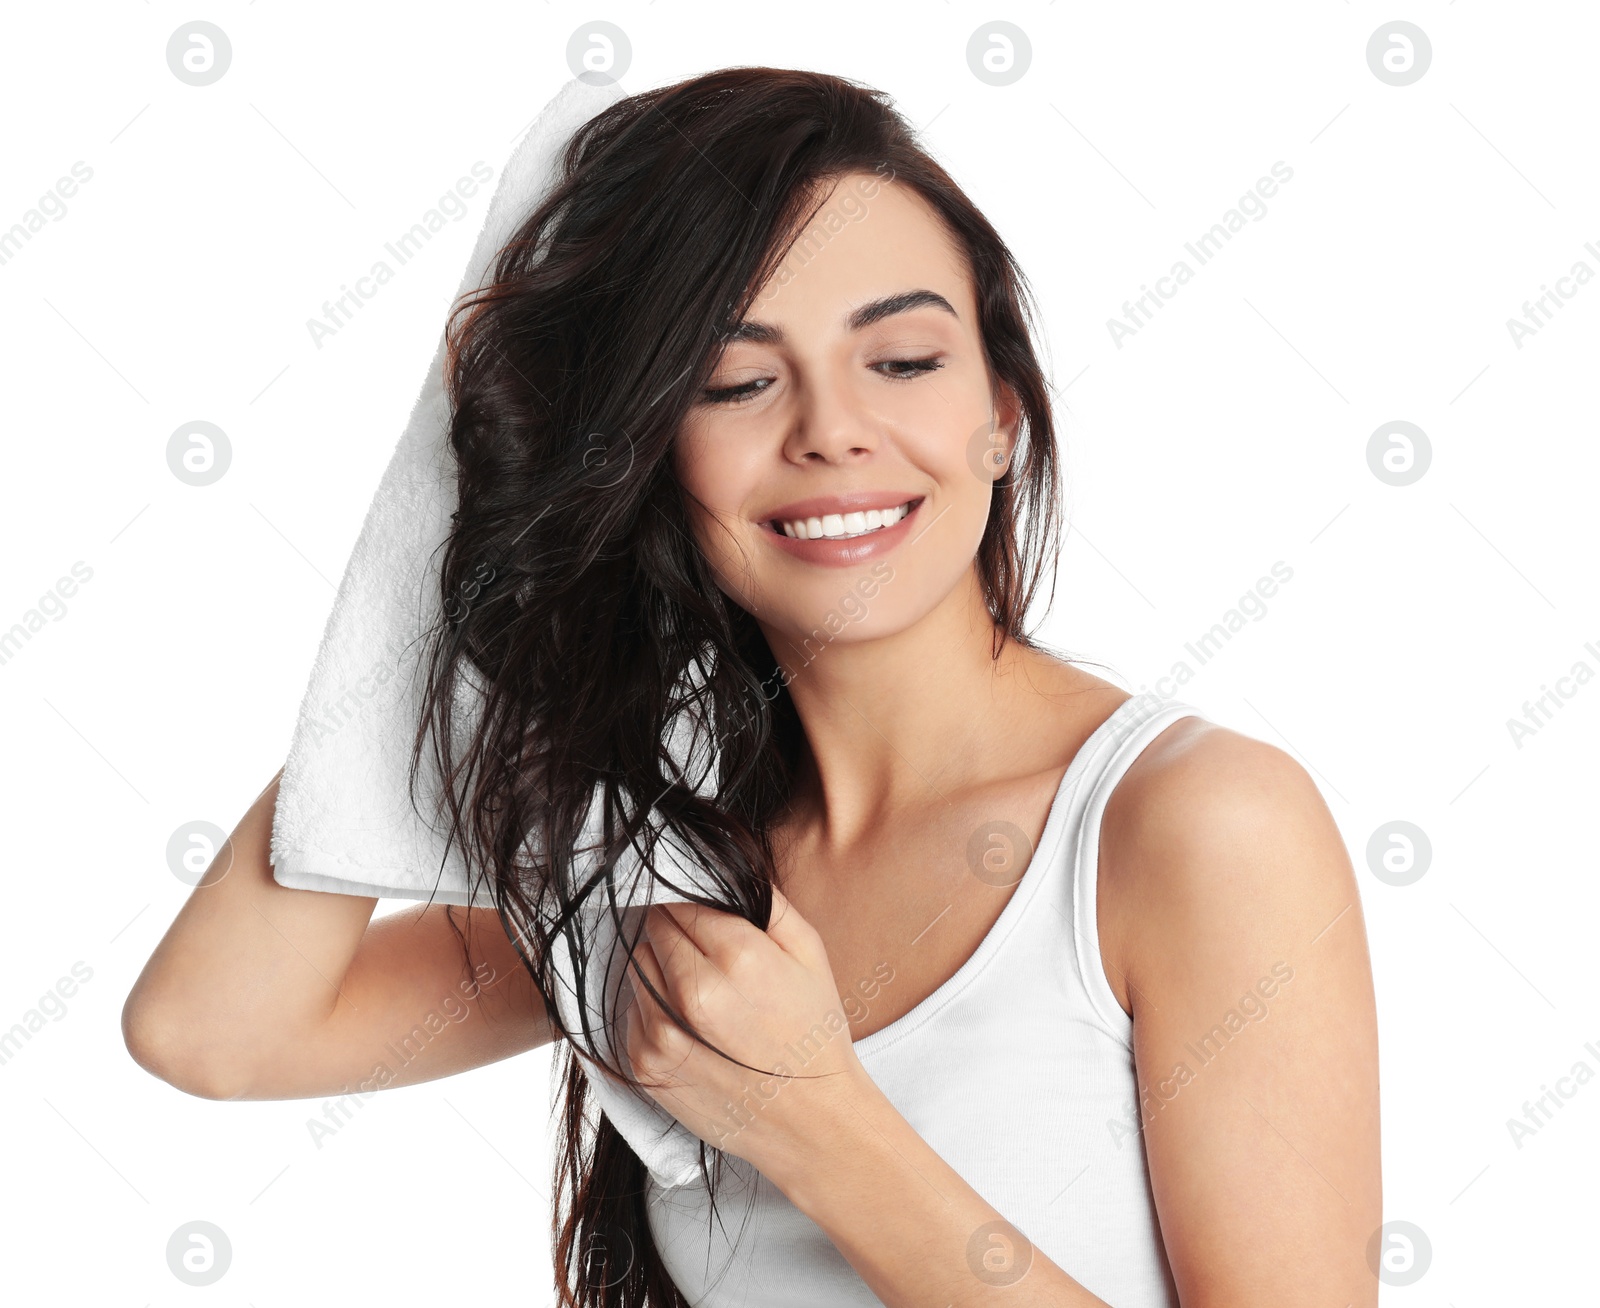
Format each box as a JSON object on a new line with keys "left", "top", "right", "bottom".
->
{"left": 268, "top": 75, "right": 724, "bottom": 1192}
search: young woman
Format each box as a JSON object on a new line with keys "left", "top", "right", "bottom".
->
{"left": 123, "top": 67, "right": 1381, "bottom": 1307}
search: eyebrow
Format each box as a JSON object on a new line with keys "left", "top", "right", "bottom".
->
{"left": 718, "top": 288, "right": 959, "bottom": 346}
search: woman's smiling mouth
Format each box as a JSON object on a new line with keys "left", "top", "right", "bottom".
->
{"left": 758, "top": 494, "right": 927, "bottom": 566}
{"left": 772, "top": 499, "right": 920, "bottom": 540}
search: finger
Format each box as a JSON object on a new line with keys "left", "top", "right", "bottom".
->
{"left": 650, "top": 904, "right": 761, "bottom": 1016}
{"left": 651, "top": 899, "right": 751, "bottom": 965}
{"left": 627, "top": 936, "right": 703, "bottom": 1092}
{"left": 647, "top": 905, "right": 723, "bottom": 1016}
{"left": 644, "top": 904, "right": 701, "bottom": 995}
{"left": 763, "top": 882, "right": 825, "bottom": 966}
{"left": 622, "top": 937, "right": 668, "bottom": 1062}
{"left": 626, "top": 934, "right": 670, "bottom": 1023}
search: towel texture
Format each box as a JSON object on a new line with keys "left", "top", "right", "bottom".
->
{"left": 268, "top": 75, "right": 724, "bottom": 1191}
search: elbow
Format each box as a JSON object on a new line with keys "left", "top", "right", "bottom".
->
{"left": 120, "top": 988, "right": 251, "bottom": 1102}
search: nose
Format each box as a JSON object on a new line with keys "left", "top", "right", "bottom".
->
{"left": 782, "top": 369, "right": 880, "bottom": 464}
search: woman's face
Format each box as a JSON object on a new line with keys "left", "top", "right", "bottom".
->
{"left": 673, "top": 172, "right": 1018, "bottom": 658}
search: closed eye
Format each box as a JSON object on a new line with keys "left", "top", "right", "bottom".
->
{"left": 700, "top": 355, "right": 946, "bottom": 405}
{"left": 876, "top": 356, "right": 945, "bottom": 380}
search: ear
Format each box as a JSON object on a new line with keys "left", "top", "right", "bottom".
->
{"left": 989, "top": 378, "right": 1023, "bottom": 476}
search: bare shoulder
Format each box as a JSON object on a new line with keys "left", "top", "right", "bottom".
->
{"left": 1096, "top": 716, "right": 1360, "bottom": 1017}
{"left": 1092, "top": 715, "right": 1382, "bottom": 1301}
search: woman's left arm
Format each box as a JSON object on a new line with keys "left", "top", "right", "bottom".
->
{"left": 630, "top": 733, "right": 1380, "bottom": 1305}
{"left": 1098, "top": 727, "right": 1383, "bottom": 1304}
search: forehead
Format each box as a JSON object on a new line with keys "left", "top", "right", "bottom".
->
{"left": 740, "top": 175, "right": 974, "bottom": 332}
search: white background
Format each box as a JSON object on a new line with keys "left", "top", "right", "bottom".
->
{"left": 2, "top": 1, "right": 1595, "bottom": 1302}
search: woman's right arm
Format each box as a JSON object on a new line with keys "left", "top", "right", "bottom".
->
{"left": 122, "top": 767, "right": 557, "bottom": 1101}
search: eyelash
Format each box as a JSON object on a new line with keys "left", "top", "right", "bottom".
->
{"left": 700, "top": 356, "right": 945, "bottom": 406}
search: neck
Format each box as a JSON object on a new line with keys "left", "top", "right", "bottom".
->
{"left": 759, "top": 566, "right": 1044, "bottom": 846}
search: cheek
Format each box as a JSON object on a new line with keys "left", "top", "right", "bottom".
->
{"left": 673, "top": 437, "right": 761, "bottom": 597}
{"left": 907, "top": 412, "right": 999, "bottom": 517}
{"left": 676, "top": 425, "right": 749, "bottom": 511}
{"left": 902, "top": 418, "right": 1002, "bottom": 583}
{"left": 676, "top": 430, "right": 764, "bottom": 533}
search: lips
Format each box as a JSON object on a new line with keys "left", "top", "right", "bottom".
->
{"left": 757, "top": 495, "right": 927, "bottom": 568}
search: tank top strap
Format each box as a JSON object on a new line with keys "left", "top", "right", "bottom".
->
{"left": 1056, "top": 693, "right": 1205, "bottom": 1044}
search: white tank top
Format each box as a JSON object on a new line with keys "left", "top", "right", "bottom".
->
{"left": 645, "top": 692, "right": 1198, "bottom": 1306}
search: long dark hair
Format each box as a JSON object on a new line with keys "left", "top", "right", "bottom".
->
{"left": 409, "top": 65, "right": 1064, "bottom": 1307}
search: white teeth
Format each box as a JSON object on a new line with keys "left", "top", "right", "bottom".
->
{"left": 778, "top": 500, "right": 914, "bottom": 540}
